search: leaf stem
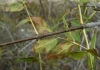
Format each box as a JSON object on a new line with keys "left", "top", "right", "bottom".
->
{"left": 78, "top": 3, "right": 93, "bottom": 70}
{"left": 21, "top": 1, "right": 42, "bottom": 70}
{"left": 21, "top": 0, "right": 38, "bottom": 34}
{"left": 39, "top": 53, "right": 42, "bottom": 70}
{"left": 78, "top": 4, "right": 89, "bottom": 49}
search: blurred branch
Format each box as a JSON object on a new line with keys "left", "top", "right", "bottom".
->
{"left": 94, "top": 8, "right": 100, "bottom": 11}
{"left": 39, "top": 0, "right": 45, "bottom": 19}
{"left": 18, "top": 40, "right": 36, "bottom": 53}
{"left": 0, "top": 23, "right": 18, "bottom": 56}
{"left": 0, "top": 22, "right": 100, "bottom": 47}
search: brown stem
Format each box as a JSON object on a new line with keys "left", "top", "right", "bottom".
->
{"left": 0, "top": 25, "right": 86, "bottom": 47}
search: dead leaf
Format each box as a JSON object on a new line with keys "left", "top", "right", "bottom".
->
{"left": 45, "top": 41, "right": 75, "bottom": 60}
{"left": 28, "top": 16, "right": 52, "bottom": 34}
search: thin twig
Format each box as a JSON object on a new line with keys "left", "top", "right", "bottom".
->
{"left": 0, "top": 25, "right": 84, "bottom": 47}
{"left": 0, "top": 22, "right": 100, "bottom": 47}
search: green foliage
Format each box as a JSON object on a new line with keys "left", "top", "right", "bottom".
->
{"left": 0, "top": 25, "right": 3, "bottom": 30}
{"left": 20, "top": 57, "right": 39, "bottom": 63}
{"left": 71, "top": 31, "right": 81, "bottom": 42}
{"left": 4, "top": 2, "right": 24, "bottom": 12}
{"left": 87, "top": 29, "right": 97, "bottom": 70}
{"left": 70, "top": 19, "right": 81, "bottom": 26}
{"left": 30, "top": 16, "right": 58, "bottom": 53}
{"left": 17, "top": 19, "right": 29, "bottom": 27}
{"left": 0, "top": 48, "right": 2, "bottom": 59}
{"left": 68, "top": 51, "right": 87, "bottom": 60}
{"left": 33, "top": 38, "right": 58, "bottom": 53}
{"left": 90, "top": 29, "right": 97, "bottom": 49}
{"left": 66, "top": 19, "right": 81, "bottom": 42}
{"left": 0, "top": 0, "right": 100, "bottom": 70}
{"left": 83, "top": 14, "right": 91, "bottom": 23}
{"left": 78, "top": 0, "right": 90, "bottom": 3}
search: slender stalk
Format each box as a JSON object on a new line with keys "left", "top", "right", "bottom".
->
{"left": 78, "top": 3, "right": 93, "bottom": 70}
{"left": 78, "top": 4, "right": 89, "bottom": 49}
{"left": 21, "top": 0, "right": 38, "bottom": 34}
{"left": 21, "top": 1, "right": 42, "bottom": 70}
{"left": 39, "top": 54, "right": 42, "bottom": 70}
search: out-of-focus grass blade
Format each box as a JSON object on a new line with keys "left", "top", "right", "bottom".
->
{"left": 91, "top": 29, "right": 97, "bottom": 49}
{"left": 17, "top": 19, "right": 29, "bottom": 27}
{"left": 0, "top": 48, "right": 2, "bottom": 59}
{"left": 91, "top": 29, "right": 97, "bottom": 70}
{"left": 88, "top": 29, "right": 97, "bottom": 70}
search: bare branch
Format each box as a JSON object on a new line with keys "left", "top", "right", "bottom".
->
{"left": 0, "top": 22, "right": 100, "bottom": 47}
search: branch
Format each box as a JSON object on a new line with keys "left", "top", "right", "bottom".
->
{"left": 0, "top": 22, "right": 100, "bottom": 47}
{"left": 39, "top": 0, "right": 45, "bottom": 19}
{"left": 94, "top": 8, "right": 100, "bottom": 11}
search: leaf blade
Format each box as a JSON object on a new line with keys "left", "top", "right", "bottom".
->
{"left": 33, "top": 38, "right": 58, "bottom": 53}
{"left": 4, "top": 2, "right": 24, "bottom": 12}
{"left": 17, "top": 19, "right": 29, "bottom": 27}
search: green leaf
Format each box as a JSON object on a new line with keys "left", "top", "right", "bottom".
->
{"left": 0, "top": 48, "right": 2, "bottom": 59}
{"left": 0, "top": 26, "right": 3, "bottom": 30}
{"left": 4, "top": 2, "right": 24, "bottom": 12}
{"left": 89, "top": 29, "right": 97, "bottom": 69}
{"left": 33, "top": 38, "right": 58, "bottom": 53}
{"left": 65, "top": 20, "right": 81, "bottom": 42}
{"left": 90, "top": 29, "right": 97, "bottom": 49}
{"left": 71, "top": 31, "right": 81, "bottom": 42}
{"left": 83, "top": 14, "right": 90, "bottom": 22}
{"left": 46, "top": 41, "right": 74, "bottom": 59}
{"left": 64, "top": 19, "right": 81, "bottom": 42}
{"left": 70, "top": 19, "right": 80, "bottom": 26}
{"left": 65, "top": 31, "right": 80, "bottom": 46}
{"left": 87, "top": 49, "right": 98, "bottom": 70}
{"left": 79, "top": 0, "right": 89, "bottom": 3}
{"left": 68, "top": 51, "right": 87, "bottom": 60}
{"left": 19, "top": 56, "right": 39, "bottom": 63}
{"left": 63, "top": 17, "right": 67, "bottom": 29}
{"left": 17, "top": 19, "right": 29, "bottom": 27}
{"left": 86, "top": 30, "right": 97, "bottom": 70}
{"left": 65, "top": 32, "right": 72, "bottom": 40}
{"left": 62, "top": 12, "right": 69, "bottom": 29}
